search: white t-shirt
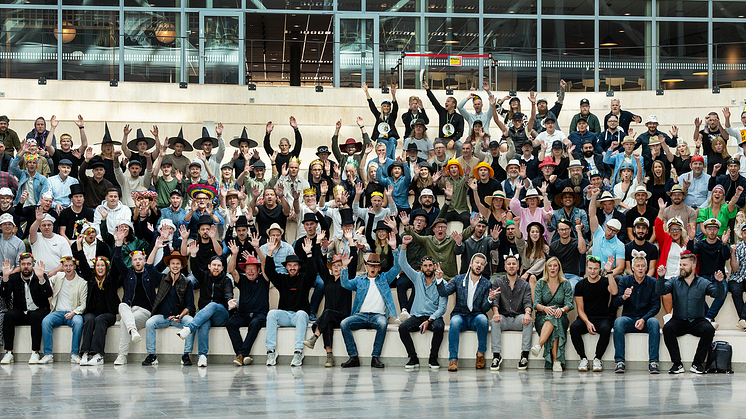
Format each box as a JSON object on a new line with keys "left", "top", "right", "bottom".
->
{"left": 467, "top": 276, "right": 477, "bottom": 311}
{"left": 666, "top": 242, "right": 682, "bottom": 279}
{"left": 536, "top": 129, "right": 567, "bottom": 154}
{"left": 31, "top": 234, "right": 73, "bottom": 273}
{"left": 56, "top": 279, "right": 72, "bottom": 312}
{"left": 24, "top": 279, "right": 38, "bottom": 311}
{"left": 359, "top": 277, "right": 386, "bottom": 314}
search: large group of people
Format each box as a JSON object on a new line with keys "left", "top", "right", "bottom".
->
{"left": 0, "top": 82, "right": 743, "bottom": 374}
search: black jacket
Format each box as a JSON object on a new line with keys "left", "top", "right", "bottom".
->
{"left": 401, "top": 108, "right": 430, "bottom": 138}
{"left": 113, "top": 245, "right": 163, "bottom": 307}
{"left": 1, "top": 272, "right": 52, "bottom": 312}
{"left": 74, "top": 246, "right": 120, "bottom": 315}
{"left": 195, "top": 271, "right": 234, "bottom": 311}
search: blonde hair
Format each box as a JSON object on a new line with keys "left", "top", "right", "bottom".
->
{"left": 712, "top": 137, "right": 731, "bottom": 160}
{"left": 675, "top": 141, "right": 691, "bottom": 158}
{"left": 541, "top": 256, "right": 567, "bottom": 283}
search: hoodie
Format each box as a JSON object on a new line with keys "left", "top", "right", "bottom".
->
{"left": 93, "top": 200, "right": 132, "bottom": 236}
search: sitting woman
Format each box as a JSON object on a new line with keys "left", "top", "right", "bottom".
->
{"left": 697, "top": 184, "right": 738, "bottom": 237}
{"left": 365, "top": 217, "right": 399, "bottom": 273}
{"left": 530, "top": 256, "right": 575, "bottom": 372}
{"left": 131, "top": 189, "right": 160, "bottom": 240}
{"left": 409, "top": 162, "right": 441, "bottom": 209}
{"left": 673, "top": 139, "right": 692, "bottom": 176}
{"left": 100, "top": 219, "right": 149, "bottom": 269}
{"left": 303, "top": 246, "right": 358, "bottom": 367}
{"left": 515, "top": 220, "right": 549, "bottom": 296}
{"left": 613, "top": 159, "right": 642, "bottom": 211}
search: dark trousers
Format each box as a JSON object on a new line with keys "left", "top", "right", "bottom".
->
{"left": 395, "top": 273, "right": 416, "bottom": 312}
{"left": 313, "top": 309, "right": 346, "bottom": 348}
{"left": 80, "top": 312, "right": 116, "bottom": 355}
{"left": 398, "top": 315, "right": 445, "bottom": 359}
{"left": 569, "top": 316, "right": 613, "bottom": 359}
{"left": 226, "top": 312, "right": 267, "bottom": 356}
{"left": 729, "top": 280, "right": 746, "bottom": 320}
{"left": 4, "top": 308, "right": 49, "bottom": 352}
{"left": 444, "top": 210, "right": 471, "bottom": 226}
{"left": 663, "top": 317, "right": 715, "bottom": 366}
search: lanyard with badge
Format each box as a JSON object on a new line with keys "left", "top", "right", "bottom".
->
{"left": 443, "top": 113, "right": 455, "bottom": 138}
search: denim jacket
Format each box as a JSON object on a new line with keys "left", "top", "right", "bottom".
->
{"left": 9, "top": 154, "right": 50, "bottom": 205}
{"left": 341, "top": 249, "right": 400, "bottom": 318}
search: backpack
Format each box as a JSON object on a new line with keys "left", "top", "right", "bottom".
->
{"left": 706, "top": 340, "right": 733, "bottom": 374}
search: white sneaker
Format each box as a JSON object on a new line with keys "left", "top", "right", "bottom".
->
{"left": 738, "top": 319, "right": 746, "bottom": 330}
{"left": 38, "top": 354, "right": 53, "bottom": 364}
{"left": 552, "top": 361, "right": 563, "bottom": 372}
{"left": 79, "top": 353, "right": 89, "bottom": 365}
{"left": 71, "top": 354, "right": 82, "bottom": 364}
{"left": 1, "top": 352, "right": 14, "bottom": 364}
{"left": 530, "top": 344, "right": 542, "bottom": 357}
{"left": 592, "top": 358, "right": 603, "bottom": 372}
{"left": 663, "top": 313, "right": 673, "bottom": 325}
{"left": 28, "top": 352, "right": 40, "bottom": 364}
{"left": 130, "top": 329, "right": 141, "bottom": 343}
{"left": 709, "top": 319, "right": 719, "bottom": 330}
{"left": 290, "top": 351, "right": 304, "bottom": 366}
{"left": 266, "top": 350, "right": 278, "bottom": 366}
{"left": 114, "top": 355, "right": 128, "bottom": 365}
{"left": 398, "top": 310, "right": 411, "bottom": 323}
{"left": 198, "top": 354, "right": 207, "bottom": 367}
{"left": 578, "top": 358, "right": 589, "bottom": 372}
{"left": 88, "top": 354, "right": 104, "bottom": 366}
{"left": 177, "top": 327, "right": 192, "bottom": 340}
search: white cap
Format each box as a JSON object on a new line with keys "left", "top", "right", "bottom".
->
{"left": 419, "top": 188, "right": 434, "bottom": 204}
{"left": 41, "top": 190, "right": 54, "bottom": 200}
{"left": 646, "top": 115, "right": 659, "bottom": 124}
{"left": 506, "top": 159, "right": 520, "bottom": 168}
{"left": 606, "top": 219, "right": 622, "bottom": 231}
{"left": 0, "top": 213, "right": 14, "bottom": 226}
{"left": 159, "top": 218, "right": 176, "bottom": 230}
{"left": 0, "top": 187, "right": 13, "bottom": 197}
{"left": 42, "top": 213, "right": 56, "bottom": 224}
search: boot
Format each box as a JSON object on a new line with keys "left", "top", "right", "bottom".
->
{"left": 303, "top": 334, "right": 319, "bottom": 349}
{"left": 324, "top": 353, "right": 335, "bottom": 367}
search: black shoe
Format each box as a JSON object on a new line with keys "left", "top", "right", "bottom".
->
{"left": 141, "top": 354, "right": 158, "bottom": 366}
{"left": 690, "top": 363, "right": 707, "bottom": 374}
{"left": 405, "top": 357, "right": 420, "bottom": 369}
{"left": 181, "top": 354, "right": 192, "bottom": 366}
{"left": 341, "top": 356, "right": 360, "bottom": 368}
{"left": 371, "top": 356, "right": 385, "bottom": 368}
{"left": 669, "top": 363, "right": 685, "bottom": 374}
{"left": 490, "top": 354, "right": 503, "bottom": 371}
{"left": 518, "top": 357, "right": 528, "bottom": 370}
{"left": 428, "top": 357, "right": 440, "bottom": 369}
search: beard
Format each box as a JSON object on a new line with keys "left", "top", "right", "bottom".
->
{"left": 680, "top": 267, "right": 693, "bottom": 278}
{"left": 583, "top": 150, "right": 594, "bottom": 158}
{"left": 570, "top": 175, "right": 583, "bottom": 186}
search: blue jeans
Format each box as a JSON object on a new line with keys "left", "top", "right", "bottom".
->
{"left": 309, "top": 274, "right": 325, "bottom": 319}
{"left": 448, "top": 313, "right": 489, "bottom": 361}
{"left": 188, "top": 302, "right": 229, "bottom": 355}
{"left": 564, "top": 274, "right": 582, "bottom": 292}
{"left": 613, "top": 316, "right": 660, "bottom": 362}
{"left": 145, "top": 314, "right": 195, "bottom": 355}
{"left": 265, "top": 309, "right": 309, "bottom": 351}
{"left": 340, "top": 312, "right": 388, "bottom": 357}
{"left": 42, "top": 311, "right": 83, "bottom": 355}
{"left": 702, "top": 275, "right": 728, "bottom": 320}
{"left": 377, "top": 137, "right": 398, "bottom": 160}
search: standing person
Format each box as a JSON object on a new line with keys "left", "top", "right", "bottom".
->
{"left": 530, "top": 80, "right": 566, "bottom": 135}
{"left": 401, "top": 95, "right": 430, "bottom": 139}
{"left": 229, "top": 127, "right": 259, "bottom": 179}
{"left": 0, "top": 115, "right": 21, "bottom": 156}
{"left": 656, "top": 252, "right": 726, "bottom": 374}
{"left": 729, "top": 224, "right": 746, "bottom": 330}
{"left": 489, "top": 254, "right": 533, "bottom": 371}
{"left": 0, "top": 255, "right": 51, "bottom": 364}
{"left": 457, "top": 82, "right": 494, "bottom": 135}
{"left": 162, "top": 129, "right": 193, "bottom": 176}
{"left": 191, "top": 124, "right": 225, "bottom": 183}
{"left": 570, "top": 255, "right": 618, "bottom": 373}
{"left": 397, "top": 237, "right": 447, "bottom": 369}
{"left": 39, "top": 257, "right": 87, "bottom": 364}
{"left": 603, "top": 98, "right": 642, "bottom": 132}
{"left": 363, "top": 83, "right": 399, "bottom": 159}
{"left": 530, "top": 257, "right": 574, "bottom": 372}
{"left": 331, "top": 118, "right": 371, "bottom": 181}
{"left": 79, "top": 151, "right": 115, "bottom": 209}
{"left": 436, "top": 253, "right": 493, "bottom": 372}
{"left": 687, "top": 218, "right": 732, "bottom": 329}
{"left": 122, "top": 126, "right": 160, "bottom": 168}
{"left": 46, "top": 115, "right": 87, "bottom": 178}
{"left": 264, "top": 117, "right": 303, "bottom": 177}
{"left": 422, "top": 81, "right": 465, "bottom": 157}
{"left": 612, "top": 254, "right": 662, "bottom": 374}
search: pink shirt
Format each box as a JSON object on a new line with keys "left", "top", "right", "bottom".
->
{"left": 509, "top": 195, "right": 553, "bottom": 241}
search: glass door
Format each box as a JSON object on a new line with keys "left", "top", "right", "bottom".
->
{"left": 335, "top": 16, "right": 379, "bottom": 88}
{"left": 199, "top": 11, "right": 244, "bottom": 85}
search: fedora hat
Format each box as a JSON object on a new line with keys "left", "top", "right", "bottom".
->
{"left": 168, "top": 128, "right": 194, "bottom": 151}
{"left": 597, "top": 190, "right": 621, "bottom": 206}
{"left": 387, "top": 160, "right": 405, "bottom": 177}
{"left": 632, "top": 185, "right": 652, "bottom": 200}
{"left": 485, "top": 190, "right": 509, "bottom": 210}
{"left": 521, "top": 188, "right": 542, "bottom": 203}
{"left": 127, "top": 128, "right": 156, "bottom": 151}
{"left": 266, "top": 222, "right": 285, "bottom": 236}
{"left": 327, "top": 253, "right": 344, "bottom": 269}
{"left": 163, "top": 251, "right": 188, "bottom": 267}
{"left": 230, "top": 127, "right": 258, "bottom": 148}
{"left": 364, "top": 253, "right": 382, "bottom": 265}
{"left": 282, "top": 254, "right": 304, "bottom": 267}
{"left": 667, "top": 184, "right": 688, "bottom": 197}
{"left": 238, "top": 255, "right": 262, "bottom": 271}
{"left": 192, "top": 127, "right": 218, "bottom": 149}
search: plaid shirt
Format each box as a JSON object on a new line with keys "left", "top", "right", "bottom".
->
{"left": 0, "top": 171, "right": 19, "bottom": 195}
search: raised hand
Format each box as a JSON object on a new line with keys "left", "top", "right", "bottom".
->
{"left": 467, "top": 178, "right": 478, "bottom": 191}
{"left": 387, "top": 231, "right": 397, "bottom": 248}
{"left": 215, "top": 123, "right": 223, "bottom": 136}
{"left": 275, "top": 182, "right": 284, "bottom": 197}
{"left": 249, "top": 232, "right": 261, "bottom": 248}
{"left": 208, "top": 225, "right": 217, "bottom": 239}
{"left": 266, "top": 121, "right": 274, "bottom": 133}
{"left": 669, "top": 125, "right": 679, "bottom": 138}
{"left": 2, "top": 259, "right": 11, "bottom": 279}
{"left": 386, "top": 184, "right": 394, "bottom": 196}
{"left": 75, "top": 114, "right": 84, "bottom": 127}
{"left": 528, "top": 90, "right": 537, "bottom": 104}
{"left": 603, "top": 254, "right": 614, "bottom": 273}
{"left": 188, "top": 239, "right": 199, "bottom": 257}
{"left": 658, "top": 197, "right": 667, "bottom": 212}
{"left": 34, "top": 206, "right": 45, "bottom": 223}
{"left": 84, "top": 147, "right": 94, "bottom": 161}
{"left": 178, "top": 224, "right": 188, "bottom": 239}
{"left": 399, "top": 211, "right": 410, "bottom": 226}
{"left": 490, "top": 225, "right": 502, "bottom": 240}
{"left": 694, "top": 117, "right": 702, "bottom": 128}
{"left": 35, "top": 260, "right": 45, "bottom": 279}
{"left": 518, "top": 163, "right": 527, "bottom": 179}
{"left": 356, "top": 116, "right": 364, "bottom": 127}
{"left": 434, "top": 262, "right": 443, "bottom": 279}
{"left": 50, "top": 115, "right": 58, "bottom": 128}
{"left": 383, "top": 215, "right": 397, "bottom": 232}
{"left": 444, "top": 182, "right": 453, "bottom": 199}
{"left": 341, "top": 252, "right": 352, "bottom": 268}
{"left": 451, "top": 230, "right": 463, "bottom": 245}
{"left": 355, "top": 181, "right": 364, "bottom": 195}
{"left": 402, "top": 235, "right": 413, "bottom": 245}
{"left": 657, "top": 264, "right": 667, "bottom": 278}
{"left": 150, "top": 125, "right": 159, "bottom": 138}
{"left": 623, "top": 286, "right": 633, "bottom": 300}
{"left": 123, "top": 124, "right": 132, "bottom": 136}
{"left": 289, "top": 116, "right": 298, "bottom": 130}
{"left": 302, "top": 237, "right": 313, "bottom": 254}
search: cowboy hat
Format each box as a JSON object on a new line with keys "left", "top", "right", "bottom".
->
{"left": 327, "top": 254, "right": 344, "bottom": 269}
{"left": 238, "top": 255, "right": 262, "bottom": 271}
{"left": 364, "top": 253, "right": 382, "bottom": 265}
{"left": 554, "top": 187, "right": 582, "bottom": 207}
{"left": 342, "top": 137, "right": 363, "bottom": 153}
{"left": 484, "top": 190, "right": 509, "bottom": 210}
{"left": 163, "top": 251, "right": 188, "bottom": 267}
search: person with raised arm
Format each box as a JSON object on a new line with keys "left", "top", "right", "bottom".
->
{"left": 264, "top": 117, "right": 303, "bottom": 177}
{"left": 363, "top": 83, "right": 399, "bottom": 159}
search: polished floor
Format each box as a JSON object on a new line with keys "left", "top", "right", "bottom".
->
{"left": 0, "top": 360, "right": 741, "bottom": 418}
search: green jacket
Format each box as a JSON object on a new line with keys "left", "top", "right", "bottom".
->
{"left": 438, "top": 175, "right": 469, "bottom": 214}
{"left": 569, "top": 112, "right": 602, "bottom": 137}
{"left": 405, "top": 224, "right": 473, "bottom": 280}
{"left": 332, "top": 133, "right": 370, "bottom": 170}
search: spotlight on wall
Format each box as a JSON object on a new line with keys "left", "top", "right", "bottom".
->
{"left": 656, "top": 88, "right": 664, "bottom": 96}
{"left": 509, "top": 90, "right": 516, "bottom": 96}
{"left": 110, "top": 79, "right": 118, "bottom": 87}
{"left": 38, "top": 77, "right": 47, "bottom": 85}
{"left": 446, "top": 88, "right": 454, "bottom": 95}
{"left": 179, "top": 82, "right": 188, "bottom": 88}
{"left": 248, "top": 83, "right": 257, "bottom": 91}
{"left": 713, "top": 86, "right": 721, "bottom": 94}
{"left": 606, "top": 89, "right": 614, "bottom": 97}
{"left": 381, "top": 86, "right": 390, "bottom": 94}
{"left": 315, "top": 85, "right": 324, "bottom": 92}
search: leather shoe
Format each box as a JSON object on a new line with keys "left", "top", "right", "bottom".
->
{"left": 448, "top": 360, "right": 458, "bottom": 372}
{"left": 476, "top": 353, "right": 486, "bottom": 369}
{"left": 371, "top": 356, "right": 385, "bottom": 368}
{"left": 341, "top": 356, "right": 360, "bottom": 368}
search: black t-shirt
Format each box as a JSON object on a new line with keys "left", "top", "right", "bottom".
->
{"left": 471, "top": 178, "right": 501, "bottom": 210}
{"left": 58, "top": 206, "right": 95, "bottom": 240}
{"left": 256, "top": 204, "right": 288, "bottom": 241}
{"left": 363, "top": 181, "right": 386, "bottom": 209}
{"left": 51, "top": 149, "right": 84, "bottom": 178}
{"left": 194, "top": 240, "right": 219, "bottom": 274}
{"left": 236, "top": 273, "right": 270, "bottom": 315}
{"left": 624, "top": 240, "right": 659, "bottom": 265}
{"left": 624, "top": 206, "right": 657, "bottom": 241}
{"left": 549, "top": 238, "right": 582, "bottom": 275}
{"left": 687, "top": 239, "right": 730, "bottom": 276}
{"left": 574, "top": 276, "right": 612, "bottom": 318}
{"left": 131, "top": 272, "right": 152, "bottom": 311}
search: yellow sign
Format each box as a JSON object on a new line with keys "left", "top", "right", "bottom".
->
{"left": 449, "top": 56, "right": 462, "bottom": 66}
{"left": 740, "top": 128, "right": 746, "bottom": 144}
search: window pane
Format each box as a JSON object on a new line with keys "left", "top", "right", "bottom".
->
{"left": 658, "top": 21, "right": 708, "bottom": 89}
{"left": 338, "top": 0, "right": 362, "bottom": 11}
{"left": 246, "top": 0, "right": 333, "bottom": 10}
{"left": 123, "top": 11, "right": 181, "bottom": 83}
{"left": 484, "top": 19, "right": 537, "bottom": 92}
{"left": 542, "top": 19, "right": 594, "bottom": 92}
{"left": 62, "top": 10, "right": 119, "bottom": 82}
{"left": 124, "top": 1, "right": 177, "bottom": 6}
{"left": 714, "top": 1, "right": 746, "bottom": 18}
{"left": 0, "top": 8, "right": 57, "bottom": 80}
{"left": 380, "top": 15, "right": 419, "bottom": 88}
{"left": 658, "top": 0, "right": 708, "bottom": 17}
{"left": 485, "top": 0, "right": 536, "bottom": 14}
{"left": 600, "top": 0, "right": 651, "bottom": 16}
{"left": 425, "top": 17, "right": 481, "bottom": 91}
{"left": 598, "top": 20, "right": 651, "bottom": 90}
{"left": 543, "top": 0, "right": 594, "bottom": 15}
{"left": 368, "top": 0, "right": 418, "bottom": 13}
{"left": 427, "top": 0, "right": 480, "bottom": 14}
{"left": 714, "top": 22, "right": 746, "bottom": 89}
{"left": 340, "top": 19, "right": 374, "bottom": 87}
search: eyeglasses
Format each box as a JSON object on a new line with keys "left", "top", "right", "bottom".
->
{"left": 669, "top": 228, "right": 682, "bottom": 232}
{"left": 433, "top": 225, "right": 447, "bottom": 230}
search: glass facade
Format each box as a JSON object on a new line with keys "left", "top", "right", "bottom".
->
{"left": 1, "top": 0, "right": 745, "bottom": 91}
